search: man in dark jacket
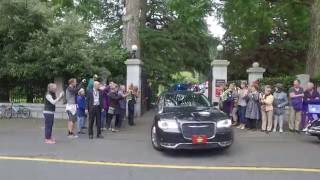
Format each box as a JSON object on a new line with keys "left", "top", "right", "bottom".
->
{"left": 86, "top": 81, "right": 104, "bottom": 139}
{"left": 303, "top": 82, "right": 320, "bottom": 131}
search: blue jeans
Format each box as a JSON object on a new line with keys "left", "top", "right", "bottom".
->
{"left": 238, "top": 106, "right": 247, "bottom": 124}
{"left": 101, "top": 111, "right": 106, "bottom": 129}
{"left": 77, "top": 116, "right": 86, "bottom": 132}
{"left": 44, "top": 113, "right": 54, "bottom": 140}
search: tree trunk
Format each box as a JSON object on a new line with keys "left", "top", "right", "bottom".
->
{"left": 306, "top": 0, "right": 320, "bottom": 78}
{"left": 123, "top": 0, "right": 146, "bottom": 58}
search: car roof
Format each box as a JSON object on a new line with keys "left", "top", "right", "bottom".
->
{"left": 161, "top": 90, "right": 197, "bottom": 96}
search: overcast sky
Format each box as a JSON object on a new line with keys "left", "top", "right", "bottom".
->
{"left": 206, "top": 15, "right": 225, "bottom": 39}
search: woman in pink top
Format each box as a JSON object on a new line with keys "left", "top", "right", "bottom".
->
{"left": 260, "top": 85, "right": 274, "bottom": 133}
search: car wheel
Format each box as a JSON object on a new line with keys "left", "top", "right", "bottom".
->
{"left": 151, "top": 125, "right": 163, "bottom": 151}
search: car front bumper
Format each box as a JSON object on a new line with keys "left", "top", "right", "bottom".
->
{"left": 157, "top": 128, "right": 234, "bottom": 150}
{"left": 307, "top": 127, "right": 320, "bottom": 136}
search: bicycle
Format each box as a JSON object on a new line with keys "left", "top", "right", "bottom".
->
{"left": 0, "top": 105, "right": 7, "bottom": 119}
{"left": 4, "top": 103, "right": 31, "bottom": 119}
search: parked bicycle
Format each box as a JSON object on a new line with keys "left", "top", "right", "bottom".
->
{"left": 0, "top": 105, "right": 6, "bottom": 119}
{"left": 3, "top": 103, "right": 31, "bottom": 119}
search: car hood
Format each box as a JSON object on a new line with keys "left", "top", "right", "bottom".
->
{"left": 159, "top": 107, "right": 228, "bottom": 122}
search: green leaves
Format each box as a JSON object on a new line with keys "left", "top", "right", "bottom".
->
{"left": 218, "top": 0, "right": 310, "bottom": 79}
{"left": 0, "top": 0, "right": 127, "bottom": 81}
{"left": 142, "top": 0, "right": 217, "bottom": 86}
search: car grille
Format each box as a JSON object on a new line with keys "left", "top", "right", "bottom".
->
{"left": 181, "top": 123, "right": 215, "bottom": 139}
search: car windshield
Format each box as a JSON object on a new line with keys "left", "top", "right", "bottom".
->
{"left": 164, "top": 92, "right": 211, "bottom": 107}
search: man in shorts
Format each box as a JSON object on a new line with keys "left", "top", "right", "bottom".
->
{"left": 66, "top": 78, "right": 85, "bottom": 138}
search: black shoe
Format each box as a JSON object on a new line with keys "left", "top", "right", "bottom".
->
{"left": 78, "top": 131, "right": 86, "bottom": 134}
{"left": 97, "top": 135, "right": 104, "bottom": 139}
{"left": 89, "top": 135, "right": 93, "bottom": 139}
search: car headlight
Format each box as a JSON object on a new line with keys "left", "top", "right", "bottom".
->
{"left": 217, "top": 119, "right": 232, "bottom": 128}
{"left": 158, "top": 119, "right": 180, "bottom": 133}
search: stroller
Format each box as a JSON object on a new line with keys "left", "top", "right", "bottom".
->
{"left": 306, "top": 104, "right": 320, "bottom": 140}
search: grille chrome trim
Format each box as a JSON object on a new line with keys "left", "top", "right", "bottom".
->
{"left": 180, "top": 121, "right": 216, "bottom": 140}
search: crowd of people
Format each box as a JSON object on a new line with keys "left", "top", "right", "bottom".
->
{"left": 220, "top": 79, "right": 320, "bottom": 133}
{"left": 43, "top": 75, "right": 139, "bottom": 144}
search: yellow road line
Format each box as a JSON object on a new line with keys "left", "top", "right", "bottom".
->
{"left": 0, "top": 156, "right": 319, "bottom": 173}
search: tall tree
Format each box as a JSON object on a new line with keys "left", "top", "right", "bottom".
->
{"left": 123, "top": 0, "right": 147, "bottom": 57}
{"left": 306, "top": 0, "right": 320, "bottom": 78}
{"left": 216, "top": 0, "right": 310, "bottom": 79}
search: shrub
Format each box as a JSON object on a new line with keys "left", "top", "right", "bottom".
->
{"left": 257, "top": 76, "right": 296, "bottom": 92}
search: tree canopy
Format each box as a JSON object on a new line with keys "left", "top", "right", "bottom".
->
{"left": 215, "top": 0, "right": 312, "bottom": 79}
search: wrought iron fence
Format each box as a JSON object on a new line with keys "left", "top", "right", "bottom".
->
{"left": 0, "top": 79, "right": 48, "bottom": 103}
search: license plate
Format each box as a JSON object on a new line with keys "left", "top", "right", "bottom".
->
{"left": 192, "top": 135, "right": 208, "bottom": 144}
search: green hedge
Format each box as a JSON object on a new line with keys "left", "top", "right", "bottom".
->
{"left": 257, "top": 76, "right": 296, "bottom": 92}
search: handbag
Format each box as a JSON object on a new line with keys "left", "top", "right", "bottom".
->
{"left": 108, "top": 107, "right": 115, "bottom": 115}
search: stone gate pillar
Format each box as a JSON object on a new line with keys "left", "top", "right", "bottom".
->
{"left": 211, "top": 60, "right": 230, "bottom": 103}
{"left": 126, "top": 59, "right": 143, "bottom": 117}
{"left": 247, "top": 62, "right": 266, "bottom": 85}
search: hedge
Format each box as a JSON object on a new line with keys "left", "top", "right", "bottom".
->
{"left": 257, "top": 76, "right": 296, "bottom": 92}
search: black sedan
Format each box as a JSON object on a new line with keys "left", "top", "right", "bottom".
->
{"left": 151, "top": 91, "right": 233, "bottom": 151}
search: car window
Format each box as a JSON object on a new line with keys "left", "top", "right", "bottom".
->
{"left": 164, "top": 93, "right": 210, "bottom": 107}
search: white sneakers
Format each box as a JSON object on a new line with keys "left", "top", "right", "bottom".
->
{"left": 273, "top": 128, "right": 284, "bottom": 133}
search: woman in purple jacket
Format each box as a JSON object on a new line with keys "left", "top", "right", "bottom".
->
{"left": 102, "top": 82, "right": 111, "bottom": 129}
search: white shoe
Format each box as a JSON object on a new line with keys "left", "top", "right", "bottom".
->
{"left": 273, "top": 129, "right": 276, "bottom": 133}
{"left": 279, "top": 129, "right": 283, "bottom": 133}
{"left": 302, "top": 127, "right": 308, "bottom": 132}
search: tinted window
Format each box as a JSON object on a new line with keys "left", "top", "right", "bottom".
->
{"left": 164, "top": 93, "right": 210, "bottom": 107}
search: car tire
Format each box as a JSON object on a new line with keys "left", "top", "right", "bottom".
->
{"left": 151, "top": 125, "right": 163, "bottom": 151}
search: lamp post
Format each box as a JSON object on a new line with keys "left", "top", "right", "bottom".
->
{"left": 131, "top": 44, "right": 138, "bottom": 59}
{"left": 216, "top": 44, "right": 224, "bottom": 59}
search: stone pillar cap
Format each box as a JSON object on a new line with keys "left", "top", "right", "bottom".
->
{"left": 211, "top": 60, "right": 230, "bottom": 66}
{"left": 125, "top": 59, "right": 144, "bottom": 65}
{"left": 246, "top": 67, "right": 266, "bottom": 73}
{"left": 247, "top": 62, "right": 265, "bottom": 73}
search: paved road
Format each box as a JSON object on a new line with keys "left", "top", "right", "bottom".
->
{"left": 0, "top": 110, "right": 319, "bottom": 180}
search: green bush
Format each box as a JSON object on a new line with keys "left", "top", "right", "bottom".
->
{"left": 257, "top": 76, "right": 296, "bottom": 92}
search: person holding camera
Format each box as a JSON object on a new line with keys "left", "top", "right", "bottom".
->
{"left": 260, "top": 85, "right": 274, "bottom": 133}
{"left": 127, "top": 84, "right": 138, "bottom": 126}
{"left": 65, "top": 78, "right": 85, "bottom": 138}
{"left": 245, "top": 84, "right": 260, "bottom": 130}
{"left": 86, "top": 81, "right": 104, "bottom": 139}
{"left": 273, "top": 83, "right": 288, "bottom": 133}
{"left": 43, "top": 83, "right": 64, "bottom": 144}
